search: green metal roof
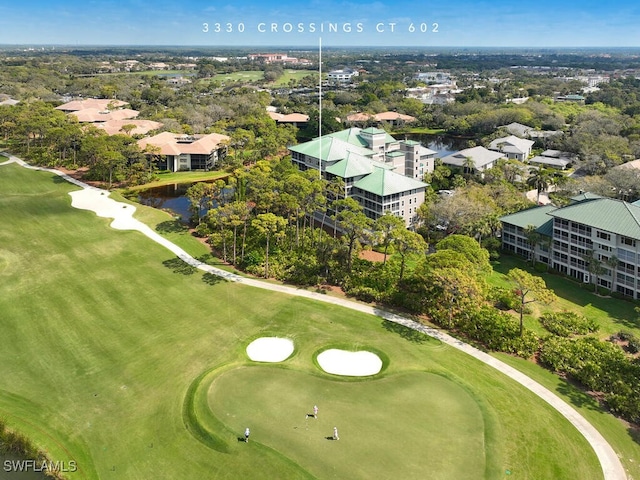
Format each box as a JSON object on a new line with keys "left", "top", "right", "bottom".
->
{"left": 326, "top": 128, "right": 371, "bottom": 148}
{"left": 290, "top": 127, "right": 400, "bottom": 160}
{"left": 500, "top": 205, "right": 557, "bottom": 236}
{"left": 357, "top": 127, "right": 397, "bottom": 144}
{"left": 353, "top": 166, "right": 427, "bottom": 197}
{"left": 570, "top": 192, "right": 603, "bottom": 204}
{"left": 361, "top": 127, "right": 387, "bottom": 135}
{"left": 325, "top": 152, "right": 373, "bottom": 178}
{"left": 548, "top": 198, "right": 640, "bottom": 239}
{"left": 289, "top": 136, "right": 373, "bottom": 162}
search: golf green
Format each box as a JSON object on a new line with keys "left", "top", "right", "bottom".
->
{"left": 207, "top": 367, "right": 486, "bottom": 479}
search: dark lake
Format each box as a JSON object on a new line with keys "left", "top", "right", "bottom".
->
{"left": 136, "top": 183, "right": 234, "bottom": 224}
{"left": 137, "top": 183, "right": 195, "bottom": 222}
{"left": 403, "top": 133, "right": 471, "bottom": 158}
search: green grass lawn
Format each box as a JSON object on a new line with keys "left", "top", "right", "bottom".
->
{"left": 121, "top": 170, "right": 230, "bottom": 191}
{"left": 198, "top": 69, "right": 315, "bottom": 87}
{"left": 0, "top": 162, "right": 635, "bottom": 479}
{"left": 490, "top": 254, "right": 640, "bottom": 338}
{"left": 214, "top": 71, "right": 265, "bottom": 83}
{"left": 272, "top": 70, "right": 316, "bottom": 87}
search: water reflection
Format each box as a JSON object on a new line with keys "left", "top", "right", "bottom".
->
{"left": 402, "top": 133, "right": 470, "bottom": 158}
{"left": 137, "top": 184, "right": 194, "bottom": 222}
{"left": 136, "top": 183, "right": 234, "bottom": 224}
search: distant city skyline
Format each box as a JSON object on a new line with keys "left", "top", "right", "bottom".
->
{"left": 0, "top": 0, "right": 638, "bottom": 48}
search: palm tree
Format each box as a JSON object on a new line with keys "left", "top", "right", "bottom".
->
{"left": 524, "top": 224, "right": 541, "bottom": 266}
{"left": 527, "top": 167, "right": 555, "bottom": 204}
{"left": 462, "top": 156, "right": 475, "bottom": 176}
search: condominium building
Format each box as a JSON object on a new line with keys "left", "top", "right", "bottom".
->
{"left": 288, "top": 127, "right": 434, "bottom": 228}
{"left": 500, "top": 193, "right": 640, "bottom": 298}
{"left": 137, "top": 132, "right": 229, "bottom": 172}
{"left": 326, "top": 68, "right": 359, "bottom": 84}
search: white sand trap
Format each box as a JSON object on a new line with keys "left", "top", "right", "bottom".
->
{"left": 69, "top": 189, "right": 138, "bottom": 230}
{"left": 317, "top": 349, "right": 382, "bottom": 376}
{"left": 246, "top": 337, "right": 294, "bottom": 362}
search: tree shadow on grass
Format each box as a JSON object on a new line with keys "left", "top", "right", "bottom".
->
{"left": 196, "top": 254, "right": 215, "bottom": 264}
{"left": 555, "top": 378, "right": 602, "bottom": 413}
{"left": 162, "top": 257, "right": 197, "bottom": 275}
{"left": 202, "top": 272, "right": 228, "bottom": 286}
{"left": 52, "top": 175, "right": 67, "bottom": 184}
{"left": 156, "top": 220, "right": 189, "bottom": 234}
{"left": 381, "top": 319, "right": 428, "bottom": 344}
{"left": 628, "top": 425, "right": 640, "bottom": 445}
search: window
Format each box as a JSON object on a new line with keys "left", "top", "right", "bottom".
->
{"left": 597, "top": 230, "right": 611, "bottom": 241}
{"left": 618, "top": 248, "right": 636, "bottom": 263}
{"left": 621, "top": 236, "right": 637, "bottom": 247}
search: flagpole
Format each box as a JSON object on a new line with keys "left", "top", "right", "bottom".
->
{"left": 318, "top": 36, "right": 322, "bottom": 179}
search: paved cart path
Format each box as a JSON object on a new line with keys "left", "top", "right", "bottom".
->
{"left": 1, "top": 154, "right": 627, "bottom": 480}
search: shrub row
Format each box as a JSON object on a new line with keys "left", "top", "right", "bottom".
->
{"left": 539, "top": 311, "right": 599, "bottom": 337}
{"left": 539, "top": 336, "right": 640, "bottom": 424}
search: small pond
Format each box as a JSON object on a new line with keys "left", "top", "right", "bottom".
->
{"left": 136, "top": 183, "right": 195, "bottom": 222}
{"left": 404, "top": 133, "right": 472, "bottom": 158}
{"left": 135, "top": 182, "right": 234, "bottom": 224}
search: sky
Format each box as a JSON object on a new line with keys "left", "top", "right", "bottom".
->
{"left": 0, "top": 0, "right": 639, "bottom": 48}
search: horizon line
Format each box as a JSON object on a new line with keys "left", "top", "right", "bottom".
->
{"left": 2, "top": 43, "right": 640, "bottom": 50}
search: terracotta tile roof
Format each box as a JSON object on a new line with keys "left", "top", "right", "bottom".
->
{"left": 96, "top": 119, "right": 164, "bottom": 136}
{"left": 267, "top": 111, "right": 309, "bottom": 123}
{"left": 373, "top": 111, "right": 416, "bottom": 122}
{"left": 56, "top": 99, "right": 128, "bottom": 112}
{"left": 346, "top": 111, "right": 416, "bottom": 122}
{"left": 137, "top": 132, "right": 230, "bottom": 156}
{"left": 70, "top": 108, "right": 139, "bottom": 123}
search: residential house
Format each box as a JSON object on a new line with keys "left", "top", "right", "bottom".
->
{"left": 346, "top": 111, "right": 417, "bottom": 127}
{"left": 406, "top": 86, "right": 457, "bottom": 105}
{"left": 500, "top": 122, "right": 534, "bottom": 138}
{"left": 528, "top": 150, "right": 575, "bottom": 170}
{"left": 501, "top": 193, "right": 640, "bottom": 299}
{"left": 248, "top": 53, "right": 309, "bottom": 65}
{"left": 613, "top": 158, "right": 640, "bottom": 171}
{"left": 327, "top": 68, "right": 359, "bottom": 84}
{"left": 499, "top": 122, "right": 562, "bottom": 141}
{"left": 288, "top": 127, "right": 431, "bottom": 228}
{"left": 69, "top": 108, "right": 140, "bottom": 123}
{"left": 137, "top": 132, "right": 229, "bottom": 172}
{"left": 267, "top": 111, "right": 310, "bottom": 127}
{"left": 55, "top": 99, "right": 128, "bottom": 113}
{"left": 57, "top": 98, "right": 140, "bottom": 127}
{"left": 96, "top": 119, "right": 164, "bottom": 136}
{"left": 414, "top": 71, "right": 453, "bottom": 84}
{"left": 440, "top": 146, "right": 505, "bottom": 173}
{"left": 488, "top": 135, "right": 535, "bottom": 162}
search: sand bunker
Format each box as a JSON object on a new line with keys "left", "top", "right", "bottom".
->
{"left": 246, "top": 337, "right": 294, "bottom": 362}
{"left": 69, "top": 189, "right": 138, "bottom": 230}
{"left": 316, "top": 349, "right": 383, "bottom": 376}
